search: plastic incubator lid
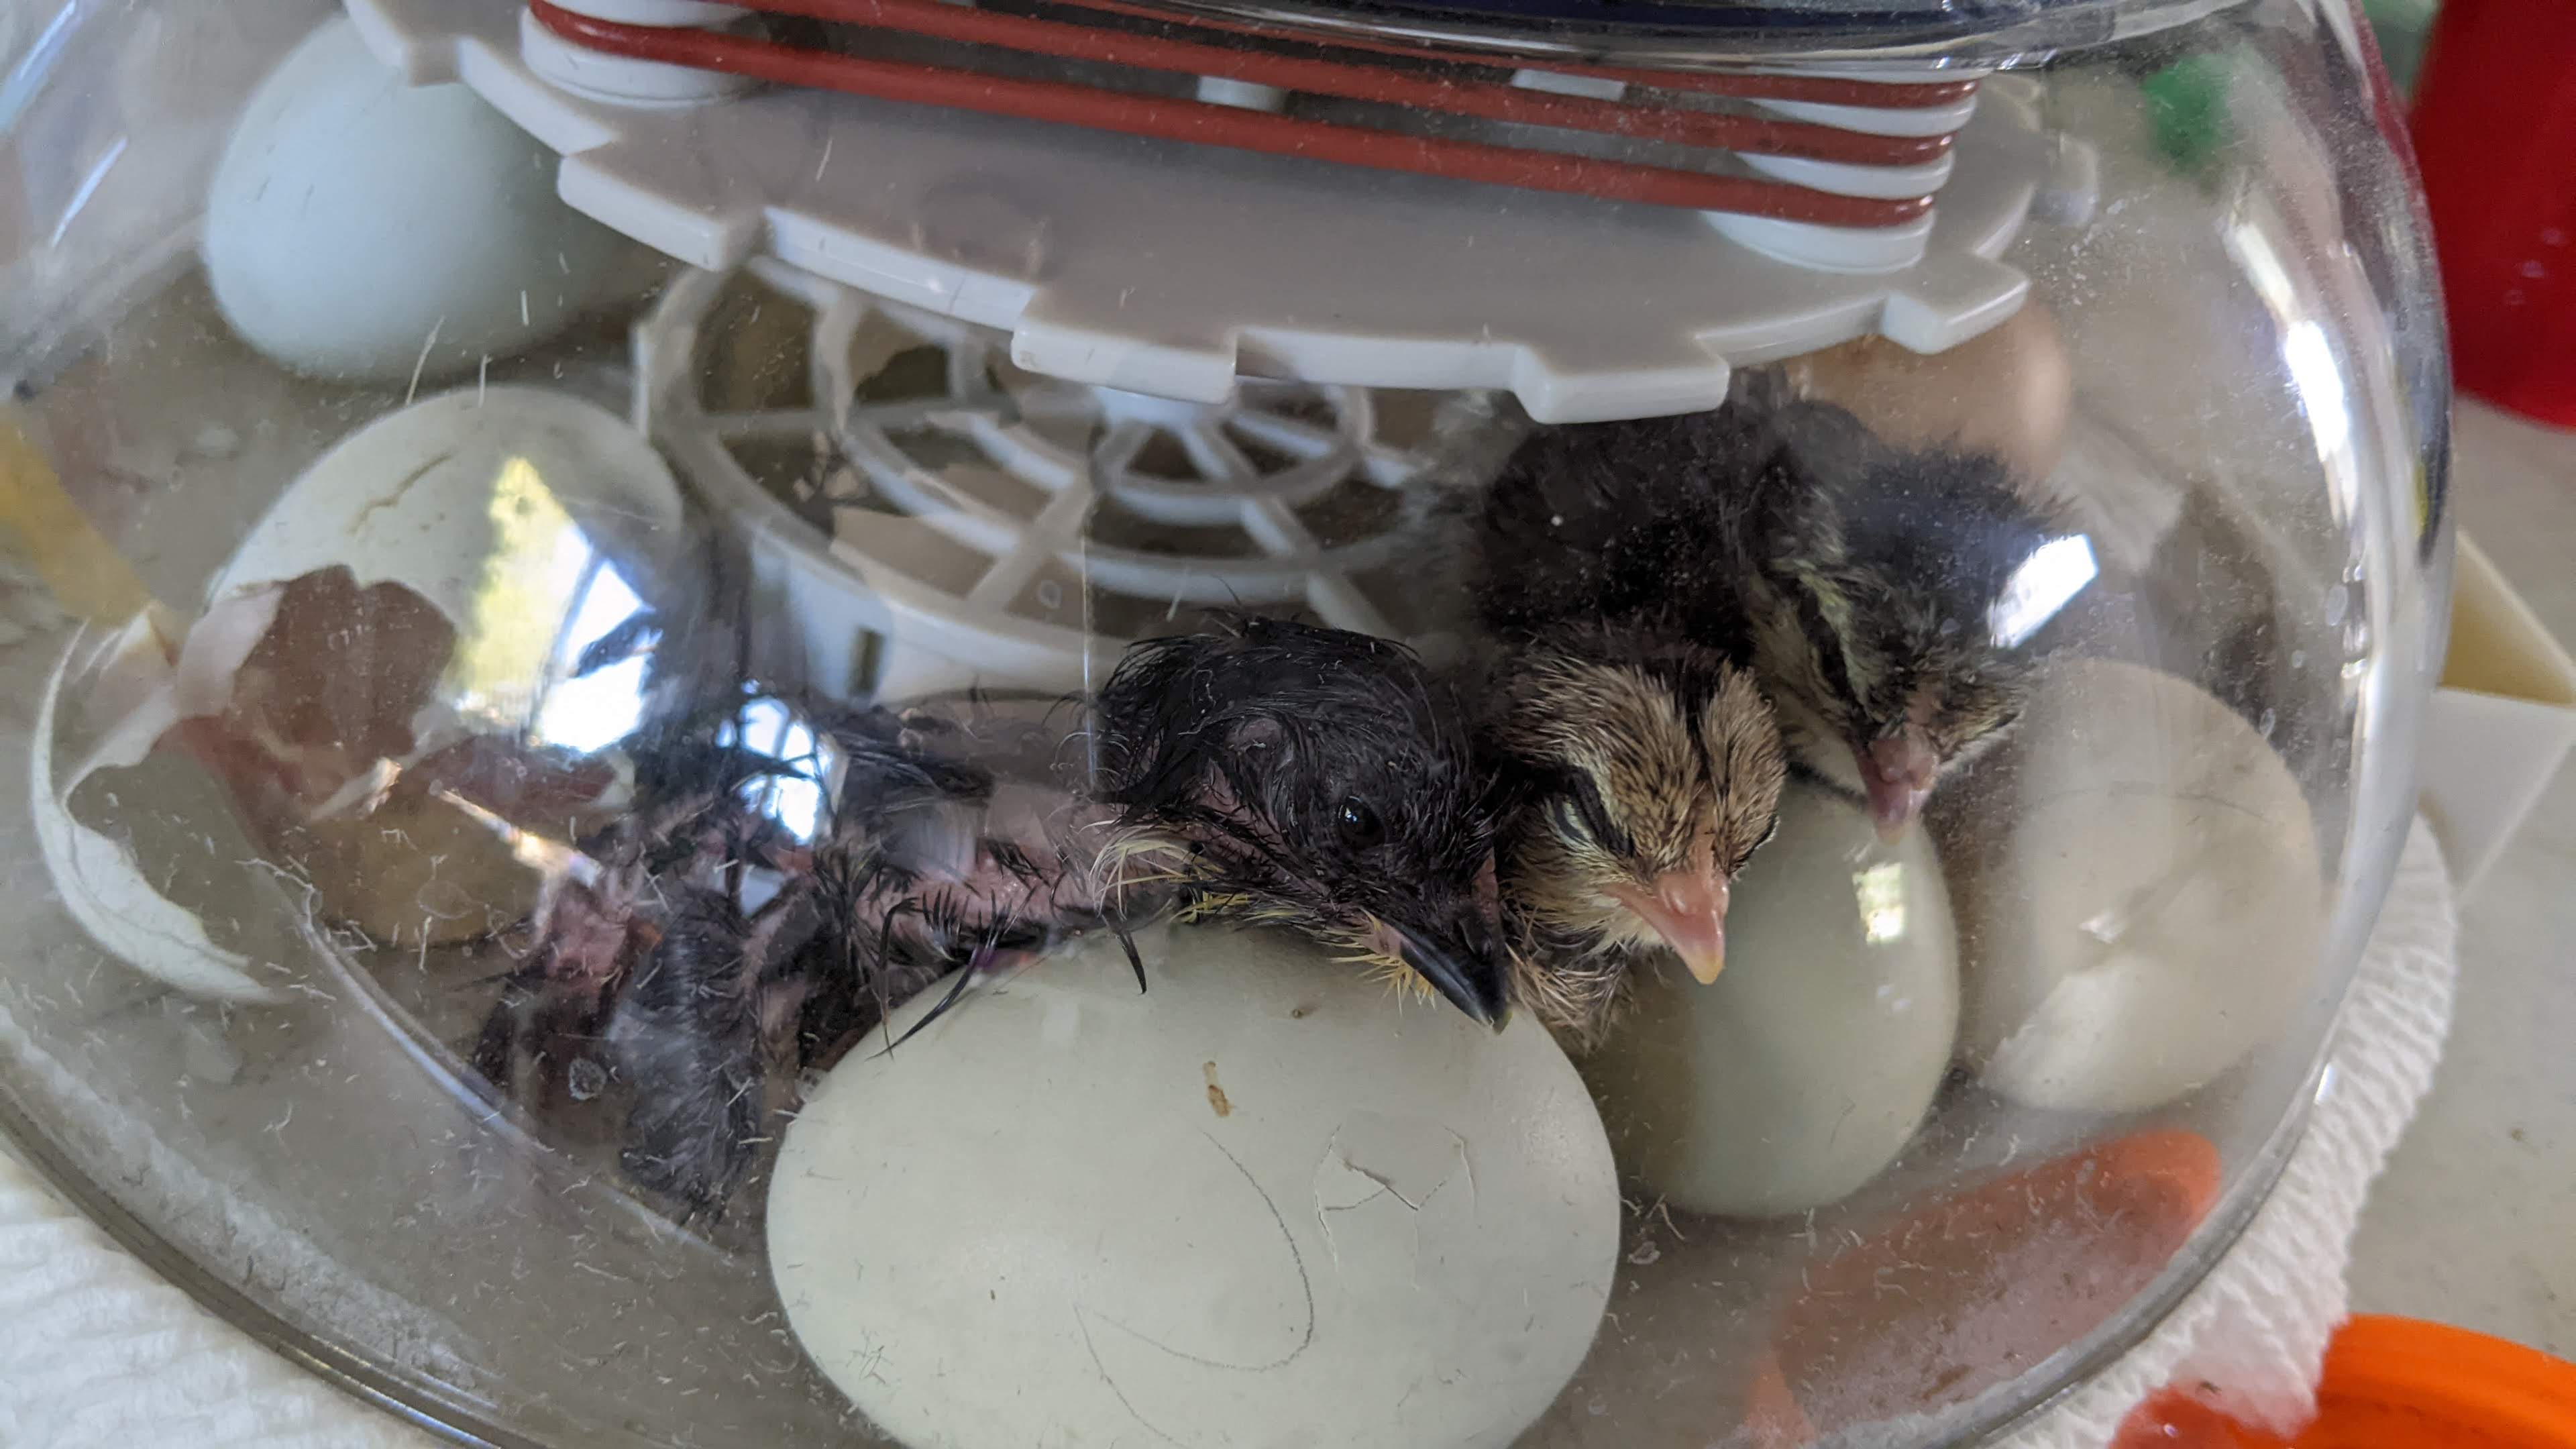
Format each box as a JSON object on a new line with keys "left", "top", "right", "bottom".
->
{"left": 358, "top": 0, "right": 2104, "bottom": 423}
{"left": 2116, "top": 1318, "right": 2576, "bottom": 1449}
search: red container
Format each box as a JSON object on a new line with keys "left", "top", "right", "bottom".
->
{"left": 2409, "top": 0, "right": 2576, "bottom": 428}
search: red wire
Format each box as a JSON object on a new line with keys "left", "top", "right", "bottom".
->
{"left": 737, "top": 0, "right": 1955, "bottom": 163}
{"left": 529, "top": 1, "right": 1937, "bottom": 223}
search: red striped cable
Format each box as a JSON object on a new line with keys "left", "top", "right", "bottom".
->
{"left": 529, "top": 0, "right": 1942, "bottom": 222}
{"left": 737, "top": 0, "right": 1959, "bottom": 162}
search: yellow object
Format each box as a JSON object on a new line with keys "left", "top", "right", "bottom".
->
{"left": 0, "top": 406, "right": 156, "bottom": 625}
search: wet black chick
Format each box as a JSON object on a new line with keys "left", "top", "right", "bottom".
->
{"left": 1087, "top": 616, "right": 1508, "bottom": 1010}
{"left": 1470, "top": 619, "right": 1786, "bottom": 1048}
{"left": 476, "top": 614, "right": 1510, "bottom": 1216}
{"left": 468, "top": 733, "right": 825, "bottom": 1201}
{"left": 1475, "top": 374, "right": 2083, "bottom": 838}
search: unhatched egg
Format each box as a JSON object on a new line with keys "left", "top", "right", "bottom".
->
{"left": 1945, "top": 657, "right": 2324, "bottom": 1114}
{"left": 768, "top": 925, "right": 1620, "bottom": 1449}
{"left": 202, "top": 18, "right": 630, "bottom": 381}
{"left": 1584, "top": 780, "right": 1961, "bottom": 1218}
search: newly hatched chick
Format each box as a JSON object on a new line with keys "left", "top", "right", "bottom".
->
{"left": 478, "top": 614, "right": 1511, "bottom": 1214}
{"left": 804, "top": 616, "right": 1511, "bottom": 1036}
{"left": 1089, "top": 616, "right": 1509, "bottom": 1013}
{"left": 470, "top": 732, "right": 822, "bottom": 1194}
{"left": 1477, "top": 376, "right": 2082, "bottom": 837}
{"left": 1474, "top": 620, "right": 1787, "bottom": 1048}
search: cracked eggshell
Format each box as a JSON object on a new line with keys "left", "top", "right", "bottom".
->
{"left": 213, "top": 384, "right": 686, "bottom": 629}
{"left": 203, "top": 17, "right": 629, "bottom": 382}
{"left": 767, "top": 926, "right": 1619, "bottom": 1449}
{"left": 200, "top": 386, "right": 684, "bottom": 924}
{"left": 203, "top": 383, "right": 690, "bottom": 761}
{"left": 1585, "top": 780, "right": 1960, "bottom": 1219}
{"left": 1948, "top": 657, "right": 2323, "bottom": 1114}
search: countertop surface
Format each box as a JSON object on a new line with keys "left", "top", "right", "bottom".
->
{"left": 2348, "top": 397, "right": 2576, "bottom": 1358}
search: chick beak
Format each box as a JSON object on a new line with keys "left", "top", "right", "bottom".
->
{"left": 1862, "top": 732, "right": 1941, "bottom": 843}
{"left": 1387, "top": 918, "right": 1513, "bottom": 1032}
{"left": 1611, "top": 869, "right": 1731, "bottom": 985}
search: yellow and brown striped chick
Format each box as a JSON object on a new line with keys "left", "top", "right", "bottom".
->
{"left": 1474, "top": 621, "right": 1788, "bottom": 1048}
{"left": 1473, "top": 375, "right": 2082, "bottom": 840}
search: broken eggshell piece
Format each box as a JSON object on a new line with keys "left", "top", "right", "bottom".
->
{"left": 40, "top": 386, "right": 692, "bottom": 997}
{"left": 34, "top": 638, "right": 279, "bottom": 1003}
{"left": 203, "top": 384, "right": 690, "bottom": 747}
{"left": 769, "top": 925, "right": 1619, "bottom": 1449}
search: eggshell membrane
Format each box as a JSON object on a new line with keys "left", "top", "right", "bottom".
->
{"left": 1585, "top": 780, "right": 1961, "bottom": 1219}
{"left": 1951, "top": 657, "right": 2324, "bottom": 1114}
{"left": 767, "top": 925, "right": 1619, "bottom": 1449}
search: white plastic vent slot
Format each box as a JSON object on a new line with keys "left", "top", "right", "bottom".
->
{"left": 639, "top": 259, "right": 1492, "bottom": 698}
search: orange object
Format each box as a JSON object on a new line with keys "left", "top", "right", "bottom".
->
{"left": 1764, "top": 1130, "right": 2224, "bottom": 1437}
{"left": 2116, "top": 1316, "right": 2576, "bottom": 1448}
{"left": 1741, "top": 1352, "right": 1820, "bottom": 1449}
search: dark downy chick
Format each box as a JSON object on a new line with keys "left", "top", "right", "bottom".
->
{"left": 468, "top": 737, "right": 803, "bottom": 1109}
{"left": 1476, "top": 376, "right": 2082, "bottom": 837}
{"left": 477, "top": 614, "right": 1511, "bottom": 1215}
{"left": 1473, "top": 620, "right": 1786, "bottom": 1047}
{"left": 606, "top": 884, "right": 824, "bottom": 1210}
{"left": 1091, "top": 615, "right": 1509, "bottom": 1024}
{"left": 820, "top": 613, "right": 1513, "bottom": 1030}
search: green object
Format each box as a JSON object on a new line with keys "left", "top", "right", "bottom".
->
{"left": 2361, "top": 0, "right": 2440, "bottom": 95}
{"left": 2141, "top": 54, "right": 2235, "bottom": 177}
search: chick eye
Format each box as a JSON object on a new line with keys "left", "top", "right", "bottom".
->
{"left": 1337, "top": 798, "right": 1385, "bottom": 849}
{"left": 1554, "top": 775, "right": 1631, "bottom": 856}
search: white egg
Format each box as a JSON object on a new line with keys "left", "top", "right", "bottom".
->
{"left": 768, "top": 926, "right": 1619, "bottom": 1449}
{"left": 1585, "top": 780, "right": 1960, "bottom": 1218}
{"left": 203, "top": 18, "right": 628, "bottom": 381}
{"left": 1948, "top": 657, "right": 2324, "bottom": 1114}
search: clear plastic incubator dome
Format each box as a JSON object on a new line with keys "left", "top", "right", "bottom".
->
{"left": 0, "top": 0, "right": 2449, "bottom": 1444}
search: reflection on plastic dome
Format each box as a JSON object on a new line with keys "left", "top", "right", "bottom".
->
{"left": 530, "top": 561, "right": 654, "bottom": 755}
{"left": 0, "top": 0, "right": 2451, "bottom": 1446}
{"left": 1856, "top": 861, "right": 1909, "bottom": 945}
{"left": 452, "top": 453, "right": 660, "bottom": 755}
{"left": 1988, "top": 534, "right": 2099, "bottom": 650}
{"left": 716, "top": 694, "right": 833, "bottom": 849}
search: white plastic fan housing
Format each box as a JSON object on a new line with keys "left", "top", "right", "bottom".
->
{"left": 349, "top": 0, "right": 2098, "bottom": 423}
{"left": 639, "top": 259, "right": 1487, "bottom": 698}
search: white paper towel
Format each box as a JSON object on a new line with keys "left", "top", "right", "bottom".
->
{"left": 0, "top": 1153, "right": 435, "bottom": 1449}
{"left": 0, "top": 821, "right": 2459, "bottom": 1449}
